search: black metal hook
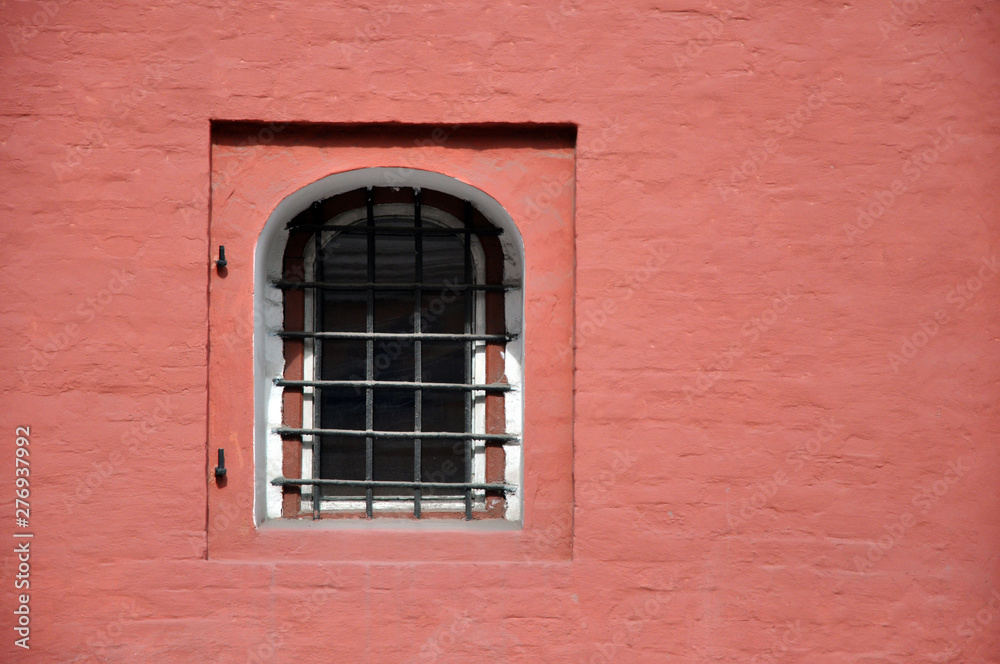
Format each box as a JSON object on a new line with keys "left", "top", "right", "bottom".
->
{"left": 214, "top": 449, "right": 227, "bottom": 478}
{"left": 216, "top": 246, "right": 228, "bottom": 270}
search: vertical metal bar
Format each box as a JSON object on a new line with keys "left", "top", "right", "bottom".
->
{"left": 365, "top": 187, "right": 375, "bottom": 519}
{"left": 463, "top": 201, "right": 474, "bottom": 520}
{"left": 312, "top": 224, "right": 323, "bottom": 520}
{"left": 413, "top": 189, "right": 423, "bottom": 518}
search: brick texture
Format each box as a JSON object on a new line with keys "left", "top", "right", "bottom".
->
{"left": 2, "top": 1, "right": 999, "bottom": 662}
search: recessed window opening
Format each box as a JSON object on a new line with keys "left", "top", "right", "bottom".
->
{"left": 268, "top": 185, "right": 521, "bottom": 521}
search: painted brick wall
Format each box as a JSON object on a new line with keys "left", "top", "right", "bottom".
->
{"left": 2, "top": 1, "right": 999, "bottom": 662}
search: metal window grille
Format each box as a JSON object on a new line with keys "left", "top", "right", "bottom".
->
{"left": 271, "top": 187, "right": 520, "bottom": 519}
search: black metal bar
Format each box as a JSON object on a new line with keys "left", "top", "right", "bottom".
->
{"left": 271, "top": 476, "right": 515, "bottom": 492}
{"left": 287, "top": 224, "right": 503, "bottom": 236}
{"left": 311, "top": 202, "right": 324, "bottom": 521}
{"left": 413, "top": 188, "right": 423, "bottom": 519}
{"left": 273, "top": 280, "right": 518, "bottom": 292}
{"left": 276, "top": 379, "right": 511, "bottom": 391}
{"left": 463, "top": 201, "right": 474, "bottom": 520}
{"left": 318, "top": 495, "right": 434, "bottom": 502}
{"left": 365, "top": 187, "right": 375, "bottom": 519}
{"left": 277, "top": 331, "right": 514, "bottom": 342}
{"left": 275, "top": 427, "right": 519, "bottom": 442}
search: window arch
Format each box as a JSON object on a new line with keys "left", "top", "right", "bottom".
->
{"left": 256, "top": 172, "right": 524, "bottom": 522}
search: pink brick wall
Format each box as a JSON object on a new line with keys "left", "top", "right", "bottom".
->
{"left": 2, "top": 1, "right": 999, "bottom": 662}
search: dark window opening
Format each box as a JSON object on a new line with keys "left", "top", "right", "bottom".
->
{"left": 271, "top": 186, "right": 519, "bottom": 520}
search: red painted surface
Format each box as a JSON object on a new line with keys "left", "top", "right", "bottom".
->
{"left": 2, "top": 1, "right": 999, "bottom": 662}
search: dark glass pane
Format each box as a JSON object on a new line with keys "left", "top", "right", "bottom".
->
{"left": 372, "top": 389, "right": 414, "bottom": 496}
{"left": 319, "top": 436, "right": 365, "bottom": 498}
{"left": 319, "top": 229, "right": 367, "bottom": 284}
{"left": 374, "top": 290, "right": 412, "bottom": 333}
{"left": 423, "top": 233, "right": 465, "bottom": 283}
{"left": 421, "top": 440, "right": 466, "bottom": 497}
{"left": 319, "top": 387, "right": 365, "bottom": 430}
{"left": 319, "top": 225, "right": 368, "bottom": 335}
{"left": 372, "top": 338, "right": 413, "bottom": 382}
{"left": 422, "top": 342, "right": 466, "bottom": 384}
{"left": 420, "top": 390, "right": 466, "bottom": 496}
{"left": 373, "top": 388, "right": 415, "bottom": 432}
{"left": 421, "top": 291, "right": 467, "bottom": 334}
{"left": 318, "top": 387, "right": 366, "bottom": 499}
{"left": 375, "top": 216, "right": 415, "bottom": 284}
{"left": 320, "top": 340, "right": 366, "bottom": 382}
{"left": 373, "top": 288, "right": 415, "bottom": 382}
{"left": 372, "top": 438, "right": 414, "bottom": 497}
{"left": 422, "top": 390, "right": 464, "bottom": 433}
{"left": 421, "top": 231, "right": 468, "bottom": 337}
{"left": 320, "top": 292, "right": 366, "bottom": 333}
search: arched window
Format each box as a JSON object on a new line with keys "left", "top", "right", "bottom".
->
{"left": 265, "top": 184, "right": 523, "bottom": 520}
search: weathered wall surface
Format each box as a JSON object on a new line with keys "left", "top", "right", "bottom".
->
{"left": 2, "top": 0, "right": 999, "bottom": 661}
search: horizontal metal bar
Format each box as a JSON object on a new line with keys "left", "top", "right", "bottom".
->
{"left": 275, "top": 427, "right": 519, "bottom": 442}
{"left": 317, "top": 495, "right": 479, "bottom": 503}
{"left": 277, "top": 331, "right": 514, "bottom": 342}
{"left": 272, "top": 280, "right": 519, "bottom": 292}
{"left": 320, "top": 495, "right": 429, "bottom": 502}
{"left": 286, "top": 225, "right": 503, "bottom": 236}
{"left": 276, "top": 379, "right": 512, "bottom": 391}
{"left": 271, "top": 476, "right": 515, "bottom": 492}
